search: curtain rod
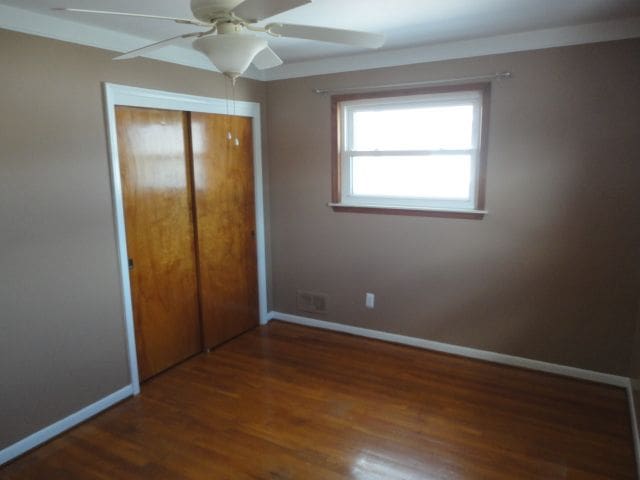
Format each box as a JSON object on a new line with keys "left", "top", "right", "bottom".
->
{"left": 313, "top": 71, "right": 512, "bottom": 95}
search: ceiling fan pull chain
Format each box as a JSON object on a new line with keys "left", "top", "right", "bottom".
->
{"left": 224, "top": 76, "right": 233, "bottom": 141}
{"left": 232, "top": 79, "right": 240, "bottom": 147}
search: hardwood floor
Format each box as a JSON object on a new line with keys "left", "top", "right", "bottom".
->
{"left": 1, "top": 321, "right": 636, "bottom": 479}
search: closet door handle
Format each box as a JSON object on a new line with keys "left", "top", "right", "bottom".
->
{"left": 128, "top": 258, "right": 134, "bottom": 270}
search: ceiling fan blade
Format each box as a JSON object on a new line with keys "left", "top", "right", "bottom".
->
{"left": 267, "top": 23, "right": 385, "bottom": 48}
{"left": 252, "top": 46, "right": 283, "bottom": 70}
{"left": 114, "top": 31, "right": 211, "bottom": 60}
{"left": 231, "top": 0, "right": 310, "bottom": 22}
{"left": 53, "top": 8, "right": 209, "bottom": 26}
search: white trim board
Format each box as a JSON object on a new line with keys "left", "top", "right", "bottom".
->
{"left": 1, "top": 3, "right": 638, "bottom": 82}
{"left": 627, "top": 381, "right": 640, "bottom": 478}
{"left": 103, "top": 83, "right": 270, "bottom": 395}
{"left": 264, "top": 16, "right": 640, "bottom": 81}
{"left": 268, "top": 311, "right": 628, "bottom": 387}
{"left": 272, "top": 310, "right": 640, "bottom": 472}
{"left": 0, "top": 385, "right": 133, "bottom": 466}
{"left": 0, "top": 322, "right": 636, "bottom": 470}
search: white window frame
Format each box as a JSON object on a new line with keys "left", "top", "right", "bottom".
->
{"left": 333, "top": 87, "right": 488, "bottom": 214}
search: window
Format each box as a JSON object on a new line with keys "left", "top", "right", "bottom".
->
{"left": 331, "top": 84, "right": 490, "bottom": 216}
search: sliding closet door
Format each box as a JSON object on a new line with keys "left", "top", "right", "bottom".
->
{"left": 190, "top": 113, "right": 259, "bottom": 348}
{"left": 116, "top": 106, "right": 202, "bottom": 381}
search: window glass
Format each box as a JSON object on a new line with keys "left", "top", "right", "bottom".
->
{"left": 351, "top": 155, "right": 472, "bottom": 199}
{"left": 352, "top": 104, "right": 474, "bottom": 151}
{"left": 334, "top": 87, "right": 488, "bottom": 213}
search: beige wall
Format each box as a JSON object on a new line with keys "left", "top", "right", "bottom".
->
{"left": 0, "top": 29, "right": 267, "bottom": 450}
{"left": 266, "top": 38, "right": 640, "bottom": 376}
{"left": 2, "top": 25, "right": 639, "bottom": 454}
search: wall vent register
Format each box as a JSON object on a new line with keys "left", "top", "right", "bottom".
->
{"left": 297, "top": 290, "right": 328, "bottom": 314}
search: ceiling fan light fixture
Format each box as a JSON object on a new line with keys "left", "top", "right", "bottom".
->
{"left": 57, "top": 0, "right": 385, "bottom": 80}
{"left": 193, "top": 34, "right": 267, "bottom": 80}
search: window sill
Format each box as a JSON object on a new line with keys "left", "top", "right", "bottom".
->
{"left": 327, "top": 202, "right": 487, "bottom": 219}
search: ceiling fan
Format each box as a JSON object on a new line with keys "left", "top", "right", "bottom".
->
{"left": 54, "top": 0, "right": 385, "bottom": 80}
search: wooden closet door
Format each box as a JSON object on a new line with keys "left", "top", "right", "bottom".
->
{"left": 190, "top": 113, "right": 259, "bottom": 348}
{"left": 116, "top": 106, "right": 202, "bottom": 381}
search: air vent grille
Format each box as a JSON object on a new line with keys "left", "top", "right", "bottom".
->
{"left": 296, "top": 290, "right": 328, "bottom": 314}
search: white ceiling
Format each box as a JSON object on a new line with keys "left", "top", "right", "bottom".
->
{"left": 1, "top": 0, "right": 640, "bottom": 80}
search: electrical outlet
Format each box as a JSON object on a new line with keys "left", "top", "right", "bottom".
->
{"left": 365, "top": 292, "right": 375, "bottom": 309}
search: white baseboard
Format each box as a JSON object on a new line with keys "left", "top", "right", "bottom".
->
{"left": 0, "top": 385, "right": 133, "bottom": 466}
{"left": 1, "top": 321, "right": 637, "bottom": 472}
{"left": 626, "top": 381, "right": 640, "bottom": 478}
{"left": 269, "top": 311, "right": 628, "bottom": 387}
{"left": 271, "top": 311, "right": 640, "bottom": 469}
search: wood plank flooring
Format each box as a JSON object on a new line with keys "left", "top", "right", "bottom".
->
{"left": 1, "top": 321, "right": 636, "bottom": 479}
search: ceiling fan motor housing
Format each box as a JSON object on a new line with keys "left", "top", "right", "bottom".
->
{"left": 190, "top": 0, "right": 245, "bottom": 22}
{"left": 217, "top": 22, "right": 245, "bottom": 34}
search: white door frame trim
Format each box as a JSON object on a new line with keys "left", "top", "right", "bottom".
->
{"left": 103, "top": 83, "right": 269, "bottom": 394}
